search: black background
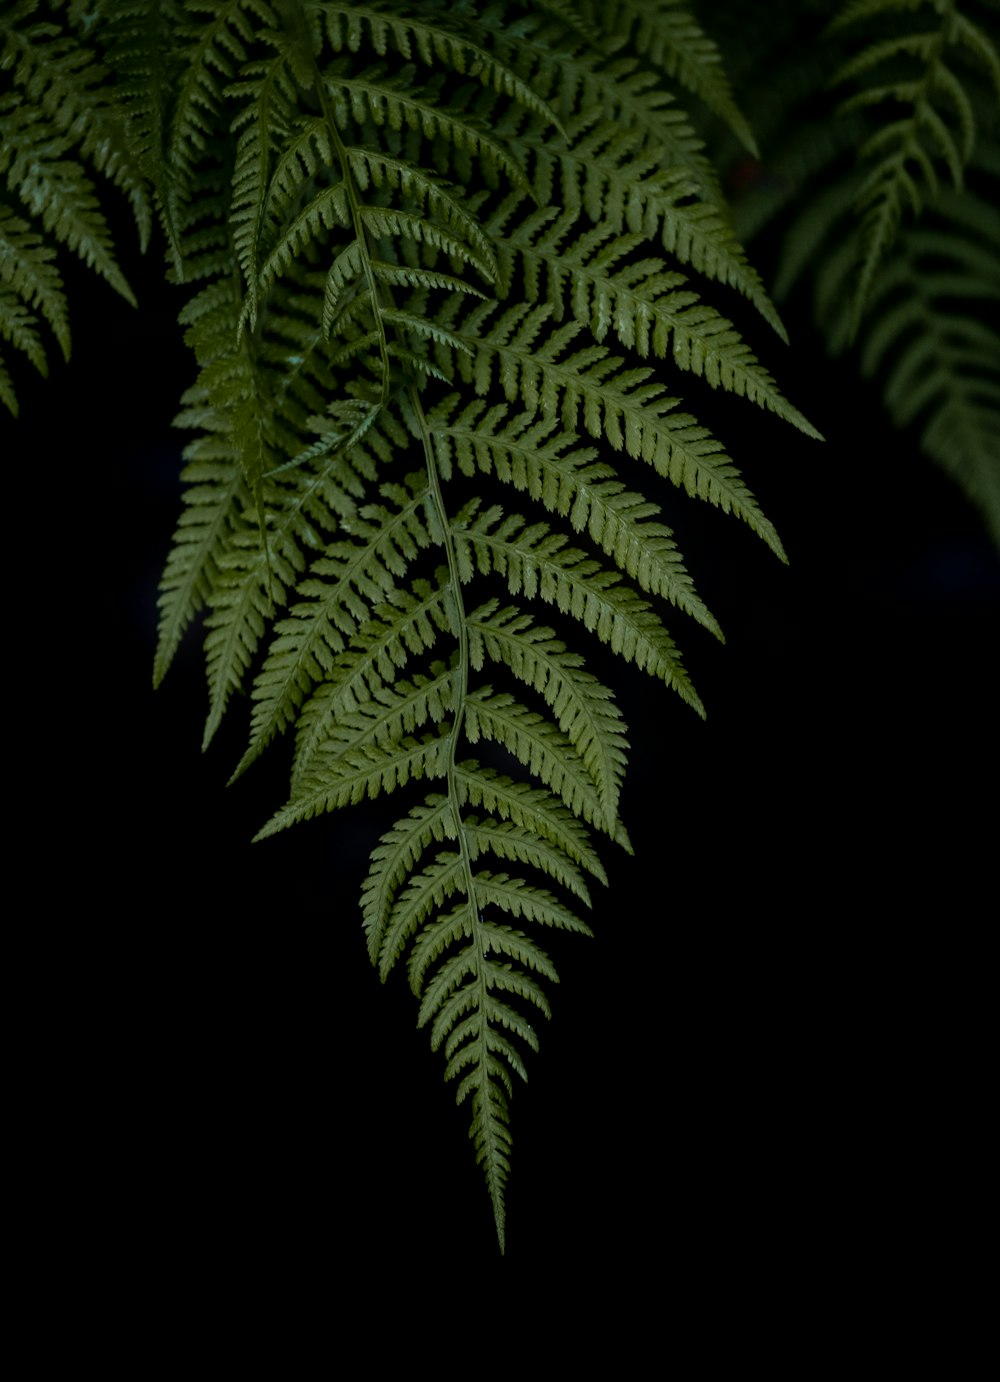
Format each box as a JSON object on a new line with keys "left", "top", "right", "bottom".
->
{"left": 12, "top": 204, "right": 996, "bottom": 1324}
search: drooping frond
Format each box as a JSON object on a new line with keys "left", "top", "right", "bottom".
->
{"left": 829, "top": 0, "right": 998, "bottom": 338}
{"left": 707, "top": 0, "right": 1000, "bottom": 549}
{"left": 2, "top": 1, "right": 152, "bottom": 248}
{"left": 134, "top": 0, "right": 815, "bottom": 1248}
{"left": 0, "top": 3, "right": 147, "bottom": 409}
{"left": 164, "top": 0, "right": 276, "bottom": 273}
{"left": 96, "top": 0, "right": 185, "bottom": 259}
{"left": 153, "top": 383, "right": 249, "bottom": 687}
{"left": 858, "top": 184, "right": 1000, "bottom": 545}
{"left": 0, "top": 205, "right": 69, "bottom": 403}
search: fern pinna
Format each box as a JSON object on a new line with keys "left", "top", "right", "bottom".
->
{"left": 4, "top": 1, "right": 817, "bottom": 1248}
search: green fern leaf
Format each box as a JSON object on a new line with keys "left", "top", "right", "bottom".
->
{"left": 257, "top": 722, "right": 453, "bottom": 837}
{"left": 378, "top": 843, "right": 468, "bottom": 977}
{"left": 99, "top": 0, "right": 184, "bottom": 251}
{"left": 0, "top": 206, "right": 70, "bottom": 368}
{"left": 317, "top": 2, "right": 562, "bottom": 131}
{"left": 464, "top": 816, "right": 594, "bottom": 908}
{"left": 327, "top": 59, "right": 532, "bottom": 196}
{"left": 467, "top": 600, "right": 629, "bottom": 827}
{"left": 362, "top": 793, "right": 458, "bottom": 967}
{"left": 491, "top": 204, "right": 818, "bottom": 435}
{"left": 135, "top": 0, "right": 812, "bottom": 1249}
{"left": 464, "top": 687, "right": 615, "bottom": 833}
{"left": 440, "top": 303, "right": 787, "bottom": 560}
{"left": 455, "top": 505, "right": 705, "bottom": 715}
{"left": 0, "top": 279, "right": 47, "bottom": 379}
{"left": 829, "top": 0, "right": 996, "bottom": 338}
{"left": 153, "top": 401, "right": 248, "bottom": 687}
{"left": 857, "top": 186, "right": 1000, "bottom": 545}
{"left": 244, "top": 572, "right": 450, "bottom": 778}
{"left": 0, "top": 101, "right": 136, "bottom": 304}
{"left": 166, "top": 0, "right": 274, "bottom": 272}
{"left": 2, "top": 3, "right": 152, "bottom": 249}
{"left": 201, "top": 516, "right": 297, "bottom": 748}
{"left": 455, "top": 762, "right": 613, "bottom": 882}
{"left": 582, "top": 0, "right": 760, "bottom": 155}
{"left": 429, "top": 396, "right": 722, "bottom": 635}
{"left": 473, "top": 869, "right": 594, "bottom": 937}
{"left": 419, "top": 931, "right": 559, "bottom": 1053}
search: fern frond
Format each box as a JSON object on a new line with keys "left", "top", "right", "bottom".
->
{"left": 588, "top": 55, "right": 725, "bottom": 204}
{"left": 252, "top": 139, "right": 501, "bottom": 306}
{"left": 830, "top": 0, "right": 997, "bottom": 338}
{"left": 464, "top": 1072, "right": 512, "bottom": 1252}
{"left": 238, "top": 461, "right": 434, "bottom": 759}
{"left": 712, "top": 0, "right": 999, "bottom": 549}
{"left": 421, "top": 926, "right": 559, "bottom": 1036}
{"left": 0, "top": 279, "right": 46, "bottom": 384}
{"left": 201, "top": 511, "right": 302, "bottom": 748}
{"left": 174, "top": 274, "right": 282, "bottom": 725}
{"left": 858, "top": 186, "right": 1000, "bottom": 545}
{"left": 310, "top": 567, "right": 447, "bottom": 685}
{"left": 0, "top": 355, "right": 15, "bottom": 415}
{"left": 97, "top": 0, "right": 187, "bottom": 259}
{"left": 403, "top": 873, "right": 585, "bottom": 1254}
{"left": 138, "top": 0, "right": 806, "bottom": 1249}
{"left": 378, "top": 843, "right": 468, "bottom": 976}
{"left": 153, "top": 396, "right": 249, "bottom": 686}
{"left": 474, "top": 23, "right": 784, "bottom": 334}
{"left": 165, "top": 0, "right": 274, "bottom": 272}
{"left": 327, "top": 59, "right": 532, "bottom": 197}
{"left": 0, "top": 101, "right": 136, "bottom": 305}
{"left": 0, "top": 206, "right": 70, "bottom": 369}
{"left": 472, "top": 869, "right": 594, "bottom": 938}
{"left": 490, "top": 42, "right": 721, "bottom": 205}
{"left": 2, "top": 3, "right": 152, "bottom": 250}
{"left": 504, "top": 109, "right": 783, "bottom": 334}
{"left": 398, "top": 847, "right": 593, "bottom": 1251}
{"left": 229, "top": 50, "right": 301, "bottom": 331}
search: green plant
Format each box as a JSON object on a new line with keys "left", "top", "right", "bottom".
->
{"left": 701, "top": 0, "right": 1000, "bottom": 545}
{"left": 3, "top": 0, "right": 996, "bottom": 1252}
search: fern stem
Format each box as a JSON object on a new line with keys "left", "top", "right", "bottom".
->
{"left": 306, "top": 13, "right": 392, "bottom": 405}
{"left": 411, "top": 379, "right": 506, "bottom": 1251}
{"left": 295, "top": 0, "right": 490, "bottom": 1026}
